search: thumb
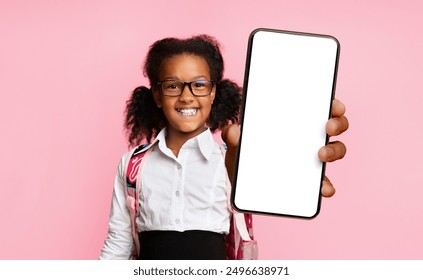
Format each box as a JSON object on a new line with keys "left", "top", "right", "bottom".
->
{"left": 221, "top": 124, "right": 240, "bottom": 148}
{"left": 222, "top": 124, "right": 240, "bottom": 185}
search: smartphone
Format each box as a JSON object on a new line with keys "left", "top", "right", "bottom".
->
{"left": 231, "top": 28, "right": 340, "bottom": 218}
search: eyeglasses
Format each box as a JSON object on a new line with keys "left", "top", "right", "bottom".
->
{"left": 157, "top": 79, "right": 215, "bottom": 97}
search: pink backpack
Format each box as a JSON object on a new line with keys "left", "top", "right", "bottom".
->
{"left": 123, "top": 143, "right": 258, "bottom": 260}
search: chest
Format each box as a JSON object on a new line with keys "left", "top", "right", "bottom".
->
{"left": 139, "top": 147, "right": 228, "bottom": 205}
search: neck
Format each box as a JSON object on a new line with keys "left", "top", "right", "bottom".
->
{"left": 165, "top": 126, "right": 207, "bottom": 156}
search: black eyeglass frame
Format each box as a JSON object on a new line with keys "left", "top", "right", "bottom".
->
{"left": 156, "top": 79, "right": 215, "bottom": 97}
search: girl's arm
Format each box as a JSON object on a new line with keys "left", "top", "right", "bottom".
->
{"left": 221, "top": 124, "right": 240, "bottom": 186}
{"left": 99, "top": 152, "right": 134, "bottom": 260}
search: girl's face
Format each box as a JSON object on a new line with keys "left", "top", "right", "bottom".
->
{"left": 153, "top": 54, "right": 216, "bottom": 141}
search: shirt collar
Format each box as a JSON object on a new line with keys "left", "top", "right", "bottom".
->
{"left": 155, "top": 127, "right": 215, "bottom": 161}
{"left": 196, "top": 128, "right": 215, "bottom": 161}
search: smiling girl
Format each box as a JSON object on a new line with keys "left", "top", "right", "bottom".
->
{"left": 99, "top": 35, "right": 348, "bottom": 260}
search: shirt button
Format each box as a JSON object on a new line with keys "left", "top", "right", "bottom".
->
{"left": 175, "top": 191, "right": 180, "bottom": 196}
{"left": 175, "top": 218, "right": 180, "bottom": 224}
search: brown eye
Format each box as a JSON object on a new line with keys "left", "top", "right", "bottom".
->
{"left": 193, "top": 81, "right": 207, "bottom": 88}
{"left": 164, "top": 81, "right": 181, "bottom": 90}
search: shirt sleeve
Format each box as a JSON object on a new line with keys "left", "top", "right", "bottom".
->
{"left": 99, "top": 152, "right": 134, "bottom": 260}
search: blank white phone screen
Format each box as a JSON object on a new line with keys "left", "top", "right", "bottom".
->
{"left": 232, "top": 29, "right": 339, "bottom": 218}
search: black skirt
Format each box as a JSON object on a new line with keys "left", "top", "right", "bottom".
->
{"left": 138, "top": 230, "right": 226, "bottom": 260}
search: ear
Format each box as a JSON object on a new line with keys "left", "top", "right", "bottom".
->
{"left": 152, "top": 86, "right": 162, "bottom": 108}
{"left": 210, "top": 84, "right": 216, "bottom": 104}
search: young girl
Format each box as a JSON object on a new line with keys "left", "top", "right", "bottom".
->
{"left": 99, "top": 35, "right": 348, "bottom": 260}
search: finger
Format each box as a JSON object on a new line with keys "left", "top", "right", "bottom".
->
{"left": 221, "top": 124, "right": 240, "bottom": 148}
{"left": 331, "top": 99, "right": 346, "bottom": 117}
{"left": 326, "top": 115, "right": 349, "bottom": 136}
{"left": 318, "top": 141, "right": 347, "bottom": 162}
{"left": 321, "top": 176, "right": 336, "bottom": 197}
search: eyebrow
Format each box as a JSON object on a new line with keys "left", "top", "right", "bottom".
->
{"left": 161, "top": 75, "right": 210, "bottom": 81}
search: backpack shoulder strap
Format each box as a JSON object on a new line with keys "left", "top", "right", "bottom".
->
{"left": 124, "top": 143, "right": 153, "bottom": 259}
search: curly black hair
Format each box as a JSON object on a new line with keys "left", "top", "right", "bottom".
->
{"left": 125, "top": 35, "right": 242, "bottom": 147}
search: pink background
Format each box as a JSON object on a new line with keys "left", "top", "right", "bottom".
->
{"left": 1, "top": 0, "right": 422, "bottom": 259}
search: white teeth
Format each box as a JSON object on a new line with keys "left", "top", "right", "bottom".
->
{"left": 177, "top": 108, "right": 198, "bottom": 116}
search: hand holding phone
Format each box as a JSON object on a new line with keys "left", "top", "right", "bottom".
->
{"left": 231, "top": 28, "right": 340, "bottom": 218}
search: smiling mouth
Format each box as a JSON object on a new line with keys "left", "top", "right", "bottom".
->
{"left": 176, "top": 108, "right": 198, "bottom": 117}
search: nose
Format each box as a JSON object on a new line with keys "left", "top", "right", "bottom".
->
{"left": 179, "top": 83, "right": 194, "bottom": 102}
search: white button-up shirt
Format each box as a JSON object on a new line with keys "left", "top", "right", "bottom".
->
{"left": 100, "top": 128, "right": 230, "bottom": 259}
